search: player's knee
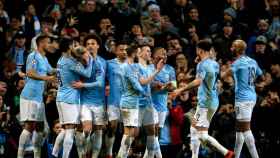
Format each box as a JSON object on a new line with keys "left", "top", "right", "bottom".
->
{"left": 190, "top": 126, "right": 199, "bottom": 139}
{"left": 144, "top": 125, "right": 156, "bottom": 135}
{"left": 64, "top": 124, "right": 75, "bottom": 129}
{"left": 198, "top": 131, "right": 209, "bottom": 142}
{"left": 109, "top": 121, "right": 118, "bottom": 131}
{"left": 107, "top": 123, "right": 117, "bottom": 137}
{"left": 83, "top": 126, "right": 92, "bottom": 135}
{"left": 93, "top": 125, "right": 104, "bottom": 131}
{"left": 236, "top": 121, "right": 250, "bottom": 132}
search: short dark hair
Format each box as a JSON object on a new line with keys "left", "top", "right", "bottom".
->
{"left": 115, "top": 40, "right": 128, "bottom": 47}
{"left": 83, "top": 33, "right": 102, "bottom": 46}
{"left": 36, "top": 35, "right": 49, "bottom": 47}
{"left": 126, "top": 45, "right": 139, "bottom": 57}
{"left": 196, "top": 39, "right": 212, "bottom": 52}
{"left": 59, "top": 38, "right": 74, "bottom": 53}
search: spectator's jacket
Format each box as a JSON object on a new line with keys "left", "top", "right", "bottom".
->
{"left": 169, "top": 105, "right": 184, "bottom": 145}
{"left": 7, "top": 45, "right": 29, "bottom": 72}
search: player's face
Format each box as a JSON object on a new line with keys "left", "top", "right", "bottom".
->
{"left": 86, "top": 39, "right": 99, "bottom": 54}
{"left": 116, "top": 44, "right": 127, "bottom": 60}
{"left": 153, "top": 48, "right": 167, "bottom": 64}
{"left": 196, "top": 47, "right": 203, "bottom": 60}
{"left": 230, "top": 41, "right": 239, "bottom": 56}
{"left": 42, "top": 38, "right": 51, "bottom": 53}
{"left": 141, "top": 46, "right": 151, "bottom": 61}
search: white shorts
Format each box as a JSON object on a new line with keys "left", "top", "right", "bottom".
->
{"left": 194, "top": 106, "right": 217, "bottom": 128}
{"left": 155, "top": 111, "right": 168, "bottom": 128}
{"left": 139, "top": 106, "right": 157, "bottom": 126}
{"left": 20, "top": 97, "right": 45, "bottom": 122}
{"left": 56, "top": 102, "right": 80, "bottom": 125}
{"left": 235, "top": 101, "right": 255, "bottom": 121}
{"left": 120, "top": 108, "right": 139, "bottom": 127}
{"left": 107, "top": 105, "right": 121, "bottom": 121}
{"left": 81, "top": 105, "right": 106, "bottom": 125}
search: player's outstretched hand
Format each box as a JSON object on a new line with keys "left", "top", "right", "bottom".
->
{"left": 45, "top": 75, "right": 56, "bottom": 82}
{"left": 71, "top": 80, "right": 83, "bottom": 89}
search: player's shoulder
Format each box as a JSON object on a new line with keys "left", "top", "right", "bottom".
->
{"left": 164, "top": 64, "right": 174, "bottom": 70}
{"left": 107, "top": 58, "right": 116, "bottom": 64}
{"left": 98, "top": 56, "right": 106, "bottom": 63}
{"left": 246, "top": 56, "right": 257, "bottom": 64}
{"left": 27, "top": 51, "right": 37, "bottom": 59}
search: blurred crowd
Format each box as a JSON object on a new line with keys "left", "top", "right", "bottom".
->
{"left": 0, "top": 0, "right": 280, "bottom": 158}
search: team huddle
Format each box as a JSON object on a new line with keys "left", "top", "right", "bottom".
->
{"left": 17, "top": 33, "right": 263, "bottom": 158}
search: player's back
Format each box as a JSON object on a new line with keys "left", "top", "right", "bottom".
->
{"left": 197, "top": 58, "right": 219, "bottom": 108}
{"left": 120, "top": 63, "right": 144, "bottom": 109}
{"left": 231, "top": 56, "right": 263, "bottom": 102}
{"left": 56, "top": 56, "right": 84, "bottom": 104}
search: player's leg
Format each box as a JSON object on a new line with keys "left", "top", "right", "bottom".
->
{"left": 32, "top": 102, "right": 48, "bottom": 158}
{"left": 77, "top": 105, "right": 93, "bottom": 158}
{"left": 235, "top": 102, "right": 259, "bottom": 158}
{"left": 144, "top": 110, "right": 163, "bottom": 158}
{"left": 52, "top": 128, "right": 65, "bottom": 157}
{"left": 194, "top": 107, "right": 234, "bottom": 157}
{"left": 105, "top": 106, "right": 120, "bottom": 158}
{"left": 142, "top": 106, "right": 158, "bottom": 158}
{"left": 117, "top": 108, "right": 138, "bottom": 158}
{"left": 18, "top": 121, "right": 35, "bottom": 158}
{"left": 155, "top": 111, "right": 168, "bottom": 158}
{"left": 33, "top": 122, "right": 46, "bottom": 158}
{"left": 56, "top": 102, "right": 80, "bottom": 158}
{"left": 52, "top": 102, "right": 65, "bottom": 157}
{"left": 18, "top": 98, "right": 38, "bottom": 158}
{"left": 91, "top": 106, "right": 106, "bottom": 158}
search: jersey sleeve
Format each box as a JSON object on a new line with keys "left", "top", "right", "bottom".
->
{"left": 26, "top": 54, "right": 38, "bottom": 71}
{"left": 196, "top": 63, "right": 206, "bottom": 80}
{"left": 83, "top": 61, "right": 105, "bottom": 88}
{"left": 70, "top": 57, "right": 93, "bottom": 78}
{"left": 126, "top": 65, "right": 144, "bottom": 94}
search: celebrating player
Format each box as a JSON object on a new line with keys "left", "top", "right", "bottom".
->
{"left": 18, "top": 35, "right": 56, "bottom": 158}
{"left": 229, "top": 40, "right": 263, "bottom": 158}
{"left": 71, "top": 34, "right": 107, "bottom": 158}
{"left": 53, "top": 44, "right": 93, "bottom": 158}
{"left": 171, "top": 39, "right": 234, "bottom": 158}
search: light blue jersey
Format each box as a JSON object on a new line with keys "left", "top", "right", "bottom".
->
{"left": 151, "top": 64, "right": 176, "bottom": 112}
{"left": 81, "top": 56, "right": 106, "bottom": 106}
{"left": 231, "top": 56, "right": 263, "bottom": 102}
{"left": 107, "top": 58, "right": 126, "bottom": 107}
{"left": 120, "top": 63, "right": 145, "bottom": 109}
{"left": 196, "top": 58, "right": 219, "bottom": 109}
{"left": 21, "top": 51, "right": 53, "bottom": 103}
{"left": 56, "top": 55, "right": 93, "bottom": 105}
{"left": 136, "top": 63, "right": 154, "bottom": 108}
